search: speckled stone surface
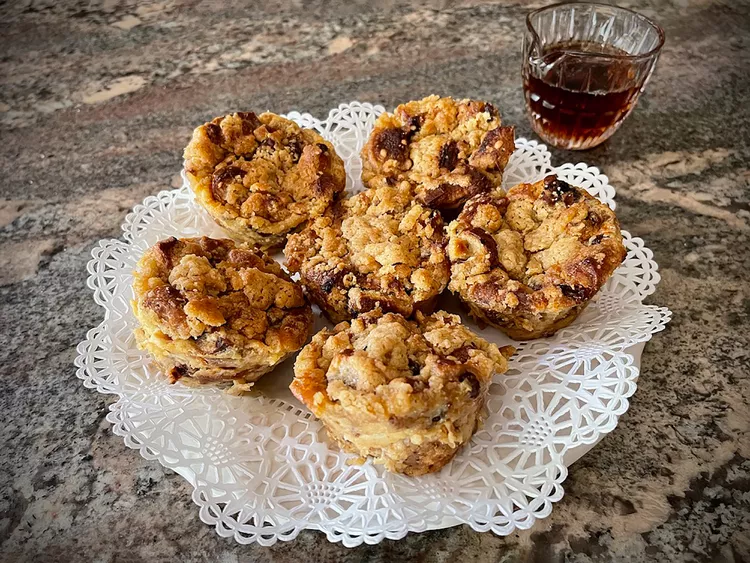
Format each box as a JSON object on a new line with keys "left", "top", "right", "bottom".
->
{"left": 1, "top": 1, "right": 749, "bottom": 561}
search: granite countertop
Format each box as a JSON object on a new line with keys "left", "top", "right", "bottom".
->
{"left": 1, "top": 0, "right": 748, "bottom": 561}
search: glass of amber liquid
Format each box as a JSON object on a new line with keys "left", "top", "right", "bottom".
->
{"left": 523, "top": 3, "right": 665, "bottom": 150}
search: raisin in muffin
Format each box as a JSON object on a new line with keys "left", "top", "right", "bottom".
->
{"left": 132, "top": 236, "right": 313, "bottom": 393}
{"left": 184, "top": 112, "right": 346, "bottom": 250}
{"left": 447, "top": 175, "right": 627, "bottom": 340}
{"left": 284, "top": 181, "right": 450, "bottom": 323}
{"left": 361, "top": 95, "right": 515, "bottom": 211}
{"left": 291, "top": 309, "right": 514, "bottom": 475}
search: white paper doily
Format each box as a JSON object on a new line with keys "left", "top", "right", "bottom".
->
{"left": 75, "top": 102, "right": 671, "bottom": 547}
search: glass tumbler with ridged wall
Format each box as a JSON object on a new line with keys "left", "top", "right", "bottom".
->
{"left": 523, "top": 2, "right": 665, "bottom": 150}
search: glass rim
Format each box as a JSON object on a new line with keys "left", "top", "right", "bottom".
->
{"left": 526, "top": 2, "right": 666, "bottom": 61}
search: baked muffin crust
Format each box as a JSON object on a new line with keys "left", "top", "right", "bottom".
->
{"left": 133, "top": 236, "right": 313, "bottom": 392}
{"left": 447, "top": 175, "right": 627, "bottom": 340}
{"left": 361, "top": 95, "right": 515, "bottom": 210}
{"left": 291, "top": 309, "right": 514, "bottom": 475}
{"left": 284, "top": 182, "right": 450, "bottom": 323}
{"left": 184, "top": 112, "right": 346, "bottom": 249}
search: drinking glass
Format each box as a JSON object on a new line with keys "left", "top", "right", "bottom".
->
{"left": 523, "top": 2, "right": 665, "bottom": 150}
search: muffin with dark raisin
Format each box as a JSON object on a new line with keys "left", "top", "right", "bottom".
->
{"left": 284, "top": 181, "right": 450, "bottom": 323}
{"left": 447, "top": 175, "right": 626, "bottom": 340}
{"left": 291, "top": 309, "right": 514, "bottom": 475}
{"left": 132, "top": 236, "right": 313, "bottom": 393}
{"left": 184, "top": 112, "right": 346, "bottom": 250}
{"left": 361, "top": 95, "right": 515, "bottom": 211}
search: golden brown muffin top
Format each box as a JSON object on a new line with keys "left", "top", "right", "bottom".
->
{"left": 448, "top": 175, "right": 627, "bottom": 316}
{"left": 291, "top": 309, "right": 514, "bottom": 421}
{"left": 183, "top": 112, "right": 346, "bottom": 239}
{"left": 284, "top": 182, "right": 450, "bottom": 322}
{"left": 361, "top": 95, "right": 515, "bottom": 210}
{"left": 133, "top": 237, "right": 310, "bottom": 354}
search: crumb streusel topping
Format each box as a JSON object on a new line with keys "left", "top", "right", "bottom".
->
{"left": 184, "top": 112, "right": 346, "bottom": 249}
{"left": 447, "top": 175, "right": 627, "bottom": 339}
{"left": 361, "top": 95, "right": 515, "bottom": 210}
{"left": 133, "top": 236, "right": 312, "bottom": 391}
{"left": 291, "top": 309, "right": 514, "bottom": 475}
{"left": 284, "top": 182, "right": 450, "bottom": 323}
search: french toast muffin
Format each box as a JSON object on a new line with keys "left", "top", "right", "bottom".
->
{"left": 284, "top": 181, "right": 450, "bottom": 323}
{"left": 447, "top": 175, "right": 627, "bottom": 340}
{"left": 361, "top": 95, "right": 515, "bottom": 211}
{"left": 132, "top": 236, "right": 313, "bottom": 393}
{"left": 291, "top": 309, "right": 514, "bottom": 475}
{"left": 184, "top": 112, "right": 346, "bottom": 250}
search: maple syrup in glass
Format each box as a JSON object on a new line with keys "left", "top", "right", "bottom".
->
{"left": 523, "top": 4, "right": 664, "bottom": 150}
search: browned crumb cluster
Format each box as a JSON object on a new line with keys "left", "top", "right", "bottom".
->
{"left": 132, "top": 236, "right": 313, "bottom": 392}
{"left": 284, "top": 181, "right": 450, "bottom": 323}
{"left": 184, "top": 112, "right": 346, "bottom": 249}
{"left": 361, "top": 95, "right": 515, "bottom": 211}
{"left": 291, "top": 309, "right": 514, "bottom": 475}
{"left": 447, "top": 175, "right": 627, "bottom": 340}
